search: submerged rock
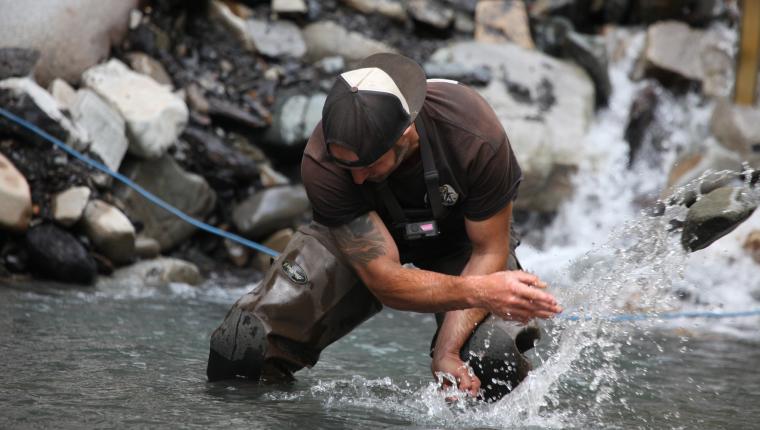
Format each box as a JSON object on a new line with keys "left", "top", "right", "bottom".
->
{"left": 0, "top": 152, "right": 32, "bottom": 232}
{"left": 232, "top": 185, "right": 310, "bottom": 238}
{"left": 52, "top": 186, "right": 91, "bottom": 227}
{"left": 96, "top": 257, "right": 202, "bottom": 288}
{"left": 25, "top": 223, "right": 97, "bottom": 284}
{"left": 82, "top": 199, "right": 136, "bottom": 265}
{"left": 682, "top": 187, "right": 758, "bottom": 252}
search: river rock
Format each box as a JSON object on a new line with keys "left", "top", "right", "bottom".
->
{"left": 0, "top": 153, "right": 32, "bottom": 232}
{"left": 630, "top": 0, "right": 720, "bottom": 26}
{"left": 70, "top": 89, "right": 129, "bottom": 172}
{"left": 97, "top": 257, "right": 202, "bottom": 288}
{"left": 253, "top": 228, "right": 294, "bottom": 270}
{"left": 633, "top": 21, "right": 733, "bottom": 98}
{"left": 408, "top": 0, "right": 455, "bottom": 30}
{"left": 625, "top": 84, "right": 660, "bottom": 165}
{"left": 135, "top": 235, "right": 161, "bottom": 259}
{"left": 259, "top": 164, "right": 291, "bottom": 187}
{"left": 232, "top": 185, "right": 310, "bottom": 238}
{"left": 423, "top": 62, "right": 492, "bottom": 86}
{"left": 52, "top": 186, "right": 91, "bottom": 227}
{"left": 0, "top": 77, "right": 89, "bottom": 151}
{"left": 430, "top": 41, "right": 595, "bottom": 213}
{"left": 0, "top": 0, "right": 137, "bottom": 85}
{"left": 315, "top": 56, "right": 346, "bottom": 74}
{"left": 272, "top": 0, "right": 308, "bottom": 14}
{"left": 115, "top": 155, "right": 216, "bottom": 251}
{"left": 264, "top": 92, "right": 326, "bottom": 149}
{"left": 744, "top": 230, "right": 760, "bottom": 264}
{"left": 246, "top": 19, "right": 306, "bottom": 59}
{"left": 562, "top": 31, "right": 610, "bottom": 107}
{"left": 682, "top": 187, "right": 758, "bottom": 252}
{"left": 341, "top": 0, "right": 407, "bottom": 21}
{"left": 207, "top": 97, "right": 269, "bottom": 129}
{"left": 210, "top": 0, "right": 254, "bottom": 51}
{"left": 125, "top": 52, "right": 173, "bottom": 87}
{"left": 82, "top": 200, "right": 136, "bottom": 265}
{"left": 475, "top": 0, "right": 534, "bottom": 49}
{"left": 665, "top": 141, "right": 743, "bottom": 192}
{"left": 25, "top": 223, "right": 97, "bottom": 284}
{"left": 82, "top": 59, "right": 189, "bottom": 159}
{"left": 0, "top": 48, "right": 40, "bottom": 80}
{"left": 302, "top": 21, "right": 397, "bottom": 62}
{"left": 48, "top": 79, "right": 77, "bottom": 111}
{"left": 182, "top": 127, "right": 260, "bottom": 187}
{"left": 710, "top": 99, "right": 760, "bottom": 161}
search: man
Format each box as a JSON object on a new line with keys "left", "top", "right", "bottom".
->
{"left": 207, "top": 53, "right": 562, "bottom": 400}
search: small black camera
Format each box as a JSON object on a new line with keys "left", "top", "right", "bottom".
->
{"left": 402, "top": 220, "right": 439, "bottom": 240}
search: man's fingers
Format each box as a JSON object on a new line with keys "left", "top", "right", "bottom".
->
{"left": 469, "top": 374, "right": 481, "bottom": 396}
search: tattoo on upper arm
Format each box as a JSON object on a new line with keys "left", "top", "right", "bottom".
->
{"left": 333, "top": 215, "right": 387, "bottom": 266}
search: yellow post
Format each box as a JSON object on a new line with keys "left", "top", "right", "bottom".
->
{"left": 735, "top": 0, "right": 760, "bottom": 105}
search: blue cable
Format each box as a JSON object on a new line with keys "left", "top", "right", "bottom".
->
{"left": 0, "top": 106, "right": 280, "bottom": 258}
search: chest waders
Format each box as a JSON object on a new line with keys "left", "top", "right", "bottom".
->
{"left": 207, "top": 118, "right": 540, "bottom": 402}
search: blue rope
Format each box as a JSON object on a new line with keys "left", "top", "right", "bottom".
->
{"left": 561, "top": 307, "right": 760, "bottom": 322}
{"left": 0, "top": 106, "right": 280, "bottom": 258}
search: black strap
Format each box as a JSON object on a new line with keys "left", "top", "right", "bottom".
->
{"left": 415, "top": 116, "right": 445, "bottom": 220}
{"left": 374, "top": 181, "right": 407, "bottom": 224}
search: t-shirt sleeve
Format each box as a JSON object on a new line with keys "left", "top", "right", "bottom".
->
{"left": 301, "top": 154, "right": 371, "bottom": 227}
{"left": 463, "top": 134, "right": 522, "bottom": 221}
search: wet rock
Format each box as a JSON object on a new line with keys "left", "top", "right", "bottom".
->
{"left": 52, "top": 186, "right": 91, "bottom": 227}
{"left": 48, "top": 79, "right": 77, "bottom": 111}
{"left": 207, "top": 97, "right": 269, "bottom": 129}
{"left": 115, "top": 155, "right": 216, "bottom": 252}
{"left": 408, "top": 0, "right": 455, "bottom": 31}
{"left": 210, "top": 0, "right": 254, "bottom": 51}
{"left": 82, "top": 59, "right": 189, "bottom": 159}
{"left": 272, "top": 0, "right": 309, "bottom": 14}
{"left": 431, "top": 41, "right": 594, "bottom": 214}
{"left": 665, "top": 142, "right": 742, "bottom": 193}
{"left": 423, "top": 62, "right": 491, "bottom": 86}
{"left": 710, "top": 99, "right": 760, "bottom": 161}
{"left": 253, "top": 228, "right": 294, "bottom": 270}
{"left": 341, "top": 0, "right": 407, "bottom": 21}
{"left": 475, "top": 0, "right": 534, "bottom": 49}
{"left": 0, "top": 77, "right": 89, "bottom": 151}
{"left": 232, "top": 185, "right": 310, "bottom": 238}
{"left": 246, "top": 19, "right": 306, "bottom": 59}
{"left": 744, "top": 230, "right": 760, "bottom": 264}
{"left": 125, "top": 52, "right": 173, "bottom": 87}
{"left": 562, "top": 31, "right": 610, "bottom": 108}
{"left": 0, "top": 48, "right": 40, "bottom": 80}
{"left": 96, "top": 257, "right": 202, "bottom": 288}
{"left": 625, "top": 84, "right": 659, "bottom": 165}
{"left": 135, "top": 235, "right": 161, "bottom": 259}
{"left": 82, "top": 199, "right": 136, "bottom": 265}
{"left": 302, "top": 21, "right": 397, "bottom": 62}
{"left": 70, "top": 89, "right": 128, "bottom": 172}
{"left": 0, "top": 0, "right": 137, "bottom": 85}
{"left": 224, "top": 239, "right": 249, "bottom": 267}
{"left": 682, "top": 187, "right": 758, "bottom": 252}
{"left": 181, "top": 127, "right": 260, "bottom": 187}
{"left": 259, "top": 164, "right": 291, "bottom": 187}
{"left": 632, "top": 21, "right": 733, "bottom": 98}
{"left": 25, "top": 223, "right": 97, "bottom": 284}
{"left": 0, "top": 153, "right": 32, "bottom": 232}
{"left": 264, "top": 92, "right": 326, "bottom": 150}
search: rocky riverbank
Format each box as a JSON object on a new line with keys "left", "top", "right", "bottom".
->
{"left": 1, "top": 0, "right": 759, "bottom": 287}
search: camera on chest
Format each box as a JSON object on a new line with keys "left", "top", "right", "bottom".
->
{"left": 401, "top": 220, "right": 439, "bottom": 240}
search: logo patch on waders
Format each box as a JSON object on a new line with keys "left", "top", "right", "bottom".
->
{"left": 281, "top": 260, "right": 308, "bottom": 284}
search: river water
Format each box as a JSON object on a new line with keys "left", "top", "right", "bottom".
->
{"left": 2, "top": 27, "right": 760, "bottom": 429}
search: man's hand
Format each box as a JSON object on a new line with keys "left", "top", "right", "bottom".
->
{"left": 473, "top": 270, "right": 561, "bottom": 323}
{"left": 431, "top": 350, "right": 480, "bottom": 397}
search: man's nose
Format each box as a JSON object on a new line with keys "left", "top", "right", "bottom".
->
{"left": 351, "top": 169, "right": 370, "bottom": 185}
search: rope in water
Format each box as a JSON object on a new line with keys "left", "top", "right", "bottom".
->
{"left": 0, "top": 106, "right": 280, "bottom": 258}
{"left": 4, "top": 107, "right": 759, "bottom": 322}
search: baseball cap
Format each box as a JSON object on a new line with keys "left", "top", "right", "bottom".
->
{"left": 321, "top": 53, "right": 427, "bottom": 168}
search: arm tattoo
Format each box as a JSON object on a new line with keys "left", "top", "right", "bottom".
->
{"left": 333, "top": 215, "right": 387, "bottom": 266}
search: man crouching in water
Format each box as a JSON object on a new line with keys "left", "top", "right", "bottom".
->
{"left": 207, "top": 53, "right": 562, "bottom": 402}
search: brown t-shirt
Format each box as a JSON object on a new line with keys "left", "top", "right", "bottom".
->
{"left": 301, "top": 80, "right": 522, "bottom": 262}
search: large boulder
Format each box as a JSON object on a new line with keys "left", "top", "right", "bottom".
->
{"left": 0, "top": 0, "right": 137, "bottom": 85}
{"left": 69, "top": 89, "right": 129, "bottom": 172}
{"left": 52, "top": 186, "right": 91, "bottom": 227}
{"left": 632, "top": 21, "right": 733, "bottom": 98}
{"left": 302, "top": 21, "right": 397, "bottom": 62}
{"left": 682, "top": 187, "right": 758, "bottom": 252}
{"left": 0, "top": 77, "right": 89, "bottom": 150}
{"left": 115, "top": 155, "right": 216, "bottom": 251}
{"left": 82, "top": 200, "right": 136, "bottom": 265}
{"left": 25, "top": 223, "right": 97, "bottom": 284}
{"left": 82, "top": 59, "right": 189, "bottom": 159}
{"left": 0, "top": 152, "right": 32, "bottom": 232}
{"left": 96, "top": 257, "right": 202, "bottom": 289}
{"left": 710, "top": 99, "right": 760, "bottom": 163}
{"left": 232, "top": 185, "right": 310, "bottom": 238}
{"left": 430, "top": 41, "right": 595, "bottom": 213}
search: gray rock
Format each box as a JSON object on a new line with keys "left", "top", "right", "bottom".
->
{"left": 315, "top": 56, "right": 346, "bottom": 74}
{"left": 135, "top": 235, "right": 161, "bottom": 259}
{"left": 454, "top": 11, "right": 475, "bottom": 34}
{"left": 210, "top": 0, "right": 254, "bottom": 51}
{"left": 431, "top": 41, "right": 595, "bottom": 213}
{"left": 207, "top": 97, "right": 269, "bottom": 129}
{"left": 265, "top": 92, "right": 326, "bottom": 148}
{"left": 125, "top": 52, "right": 173, "bottom": 87}
{"left": 0, "top": 77, "right": 89, "bottom": 151}
{"left": 70, "top": 89, "right": 128, "bottom": 172}
{"left": 664, "top": 141, "right": 743, "bottom": 193}
{"left": 682, "top": 187, "right": 758, "bottom": 252}
{"left": 25, "top": 223, "right": 97, "bottom": 284}
{"left": 233, "top": 186, "right": 310, "bottom": 238}
{"left": 442, "top": 0, "right": 478, "bottom": 13}
{"left": 302, "top": 21, "right": 397, "bottom": 62}
{"left": 625, "top": 84, "right": 660, "bottom": 165}
{"left": 83, "top": 59, "right": 189, "bottom": 159}
{"left": 48, "top": 78, "right": 77, "bottom": 110}
{"left": 97, "top": 257, "right": 202, "bottom": 288}
{"left": 246, "top": 19, "right": 306, "bottom": 59}
{"left": 0, "top": 0, "right": 137, "bottom": 85}
{"left": 259, "top": 164, "right": 290, "bottom": 187}
{"left": 52, "top": 186, "right": 91, "bottom": 227}
{"left": 710, "top": 99, "right": 760, "bottom": 159}
{"left": 562, "top": 31, "right": 610, "bottom": 108}
{"left": 115, "top": 155, "right": 216, "bottom": 252}
{"left": 0, "top": 152, "right": 32, "bottom": 232}
{"left": 474, "top": 0, "right": 533, "bottom": 48}
{"left": 0, "top": 48, "right": 40, "bottom": 80}
{"left": 423, "top": 62, "right": 491, "bottom": 86}
{"left": 182, "top": 127, "right": 260, "bottom": 186}
{"left": 272, "top": 0, "right": 308, "bottom": 14}
{"left": 408, "top": 0, "right": 455, "bottom": 30}
{"left": 341, "top": 0, "right": 407, "bottom": 21}
{"left": 82, "top": 200, "right": 136, "bottom": 265}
